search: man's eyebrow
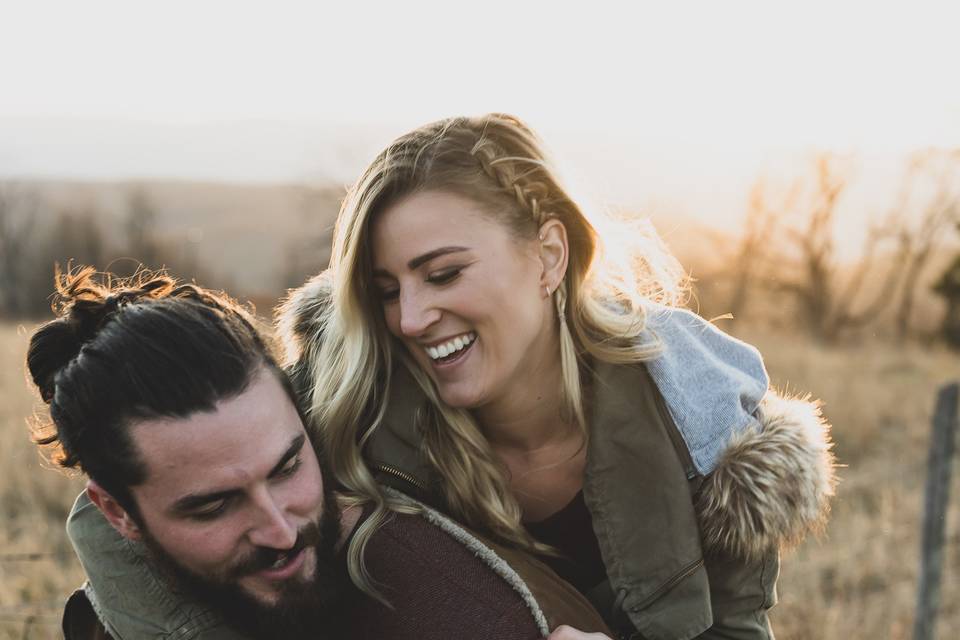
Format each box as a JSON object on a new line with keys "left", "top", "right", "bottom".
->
{"left": 267, "top": 434, "right": 306, "bottom": 478}
{"left": 372, "top": 246, "right": 470, "bottom": 278}
{"left": 169, "top": 434, "right": 306, "bottom": 515}
{"left": 170, "top": 489, "right": 240, "bottom": 515}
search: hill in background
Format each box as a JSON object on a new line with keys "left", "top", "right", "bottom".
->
{"left": 2, "top": 177, "right": 955, "bottom": 341}
{"left": 7, "top": 178, "right": 723, "bottom": 306}
{"left": 6, "top": 179, "right": 344, "bottom": 302}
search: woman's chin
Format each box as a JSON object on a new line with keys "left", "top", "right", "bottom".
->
{"left": 436, "top": 384, "right": 484, "bottom": 411}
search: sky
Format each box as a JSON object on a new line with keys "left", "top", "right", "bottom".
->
{"left": 1, "top": 0, "right": 958, "bottom": 245}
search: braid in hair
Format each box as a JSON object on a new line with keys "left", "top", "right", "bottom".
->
{"left": 470, "top": 132, "right": 551, "bottom": 227}
{"left": 469, "top": 125, "right": 587, "bottom": 428}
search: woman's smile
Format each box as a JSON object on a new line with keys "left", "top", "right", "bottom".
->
{"left": 422, "top": 331, "right": 477, "bottom": 363}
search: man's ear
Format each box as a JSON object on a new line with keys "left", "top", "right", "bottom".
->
{"left": 538, "top": 218, "right": 569, "bottom": 293}
{"left": 86, "top": 480, "right": 143, "bottom": 541}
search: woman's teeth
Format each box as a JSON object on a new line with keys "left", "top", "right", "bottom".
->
{"left": 426, "top": 332, "right": 476, "bottom": 360}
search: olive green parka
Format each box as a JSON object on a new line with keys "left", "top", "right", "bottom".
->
{"left": 280, "top": 274, "right": 837, "bottom": 640}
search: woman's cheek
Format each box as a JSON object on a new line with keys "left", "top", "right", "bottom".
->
{"left": 381, "top": 305, "right": 398, "bottom": 336}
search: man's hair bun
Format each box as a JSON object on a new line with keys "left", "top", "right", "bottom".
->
{"left": 26, "top": 265, "right": 176, "bottom": 404}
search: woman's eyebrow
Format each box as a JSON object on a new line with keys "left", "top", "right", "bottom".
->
{"left": 372, "top": 246, "right": 469, "bottom": 278}
{"left": 408, "top": 246, "right": 469, "bottom": 270}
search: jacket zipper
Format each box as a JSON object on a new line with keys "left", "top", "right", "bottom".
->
{"left": 651, "top": 385, "right": 698, "bottom": 480}
{"left": 629, "top": 557, "right": 705, "bottom": 613}
{"left": 374, "top": 463, "right": 428, "bottom": 492}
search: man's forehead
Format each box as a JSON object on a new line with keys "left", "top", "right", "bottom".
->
{"left": 129, "top": 368, "right": 304, "bottom": 491}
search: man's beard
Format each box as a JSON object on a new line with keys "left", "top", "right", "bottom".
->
{"left": 141, "top": 491, "right": 348, "bottom": 640}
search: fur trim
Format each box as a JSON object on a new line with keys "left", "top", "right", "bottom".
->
{"left": 275, "top": 270, "right": 333, "bottom": 367}
{"left": 695, "top": 392, "right": 837, "bottom": 562}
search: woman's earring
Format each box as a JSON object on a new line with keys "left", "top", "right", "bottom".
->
{"left": 544, "top": 285, "right": 551, "bottom": 298}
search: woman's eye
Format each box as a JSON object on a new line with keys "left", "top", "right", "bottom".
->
{"left": 379, "top": 288, "right": 399, "bottom": 302}
{"left": 427, "top": 268, "right": 462, "bottom": 285}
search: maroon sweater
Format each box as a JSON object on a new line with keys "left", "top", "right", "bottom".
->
{"left": 340, "top": 509, "right": 609, "bottom": 639}
{"left": 339, "top": 509, "right": 543, "bottom": 639}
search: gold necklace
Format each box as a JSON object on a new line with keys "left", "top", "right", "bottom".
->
{"left": 508, "top": 433, "right": 587, "bottom": 482}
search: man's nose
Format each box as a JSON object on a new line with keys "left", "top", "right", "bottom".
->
{"left": 398, "top": 289, "right": 441, "bottom": 337}
{"left": 247, "top": 488, "right": 298, "bottom": 550}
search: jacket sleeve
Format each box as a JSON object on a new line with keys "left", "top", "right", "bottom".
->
{"left": 694, "top": 548, "right": 778, "bottom": 640}
{"left": 66, "top": 492, "right": 248, "bottom": 640}
{"left": 644, "top": 308, "right": 834, "bottom": 638}
{"left": 693, "top": 392, "right": 835, "bottom": 639}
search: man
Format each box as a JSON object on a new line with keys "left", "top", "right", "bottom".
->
{"left": 27, "top": 268, "right": 608, "bottom": 639}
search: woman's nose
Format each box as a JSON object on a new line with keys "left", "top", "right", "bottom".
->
{"left": 398, "top": 289, "right": 441, "bottom": 337}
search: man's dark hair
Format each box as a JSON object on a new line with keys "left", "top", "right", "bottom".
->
{"left": 27, "top": 266, "right": 288, "bottom": 521}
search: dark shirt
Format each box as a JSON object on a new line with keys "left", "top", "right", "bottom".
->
{"left": 524, "top": 491, "right": 608, "bottom": 596}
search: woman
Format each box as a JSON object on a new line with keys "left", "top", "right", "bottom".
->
{"left": 279, "top": 113, "right": 836, "bottom": 639}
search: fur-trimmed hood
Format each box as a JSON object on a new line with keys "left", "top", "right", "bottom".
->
{"left": 275, "top": 271, "right": 334, "bottom": 376}
{"left": 696, "top": 390, "right": 835, "bottom": 561}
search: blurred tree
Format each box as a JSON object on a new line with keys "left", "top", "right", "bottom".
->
{"left": 933, "top": 222, "right": 960, "bottom": 348}
{"left": 893, "top": 150, "right": 960, "bottom": 342}
{"left": 279, "top": 185, "right": 338, "bottom": 290}
{"left": 748, "top": 151, "right": 959, "bottom": 343}
{"left": 124, "top": 186, "right": 160, "bottom": 271}
{"left": 116, "top": 185, "right": 205, "bottom": 284}
{"left": 45, "top": 209, "right": 108, "bottom": 269}
{"left": 776, "top": 154, "right": 909, "bottom": 342}
{"left": 17, "top": 208, "right": 112, "bottom": 316}
{"left": 0, "top": 183, "right": 39, "bottom": 316}
{"left": 723, "top": 177, "right": 793, "bottom": 328}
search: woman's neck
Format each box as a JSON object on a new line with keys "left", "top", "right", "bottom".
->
{"left": 475, "top": 347, "right": 577, "bottom": 452}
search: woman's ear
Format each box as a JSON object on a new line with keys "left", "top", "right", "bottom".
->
{"left": 538, "top": 219, "right": 569, "bottom": 295}
{"left": 86, "top": 479, "right": 143, "bottom": 541}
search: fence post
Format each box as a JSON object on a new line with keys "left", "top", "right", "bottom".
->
{"left": 914, "top": 382, "right": 959, "bottom": 640}
{"left": 20, "top": 614, "right": 35, "bottom": 640}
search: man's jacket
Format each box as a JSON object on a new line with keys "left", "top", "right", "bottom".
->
{"left": 64, "top": 490, "right": 609, "bottom": 639}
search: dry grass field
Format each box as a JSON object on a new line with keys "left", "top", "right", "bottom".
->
{"left": 0, "top": 320, "right": 957, "bottom": 639}
{"left": 738, "top": 326, "right": 960, "bottom": 639}
{"left": 0, "top": 323, "right": 85, "bottom": 639}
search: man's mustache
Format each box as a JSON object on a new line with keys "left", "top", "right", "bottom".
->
{"left": 229, "top": 521, "right": 322, "bottom": 578}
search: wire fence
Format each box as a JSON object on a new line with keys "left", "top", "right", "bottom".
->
{"left": 0, "top": 552, "right": 74, "bottom": 562}
{"left": 0, "top": 613, "right": 61, "bottom": 640}
{"left": 0, "top": 553, "right": 70, "bottom": 639}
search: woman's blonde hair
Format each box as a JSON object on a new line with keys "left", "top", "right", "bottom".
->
{"left": 307, "top": 114, "right": 686, "bottom": 597}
